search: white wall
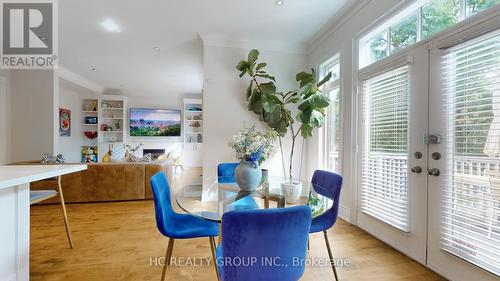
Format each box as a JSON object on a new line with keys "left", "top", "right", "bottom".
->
{"left": 307, "top": 0, "right": 405, "bottom": 222}
{"left": 202, "top": 43, "right": 308, "bottom": 197}
{"left": 0, "top": 71, "right": 8, "bottom": 164}
{"left": 58, "top": 87, "right": 82, "bottom": 162}
{"left": 9, "top": 70, "right": 57, "bottom": 162}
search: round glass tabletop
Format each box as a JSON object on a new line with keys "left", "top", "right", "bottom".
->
{"left": 176, "top": 176, "right": 333, "bottom": 222}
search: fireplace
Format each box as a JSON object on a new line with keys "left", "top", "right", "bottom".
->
{"left": 143, "top": 149, "right": 166, "bottom": 161}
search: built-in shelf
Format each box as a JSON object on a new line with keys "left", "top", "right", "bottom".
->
{"left": 82, "top": 111, "right": 98, "bottom": 113}
{"left": 101, "top": 117, "right": 123, "bottom": 120}
{"left": 82, "top": 123, "right": 98, "bottom": 126}
{"left": 102, "top": 108, "right": 124, "bottom": 110}
{"left": 185, "top": 110, "right": 202, "bottom": 113}
{"left": 101, "top": 131, "right": 123, "bottom": 133}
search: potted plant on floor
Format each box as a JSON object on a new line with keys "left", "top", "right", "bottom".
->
{"left": 228, "top": 125, "right": 277, "bottom": 191}
{"left": 236, "top": 49, "right": 332, "bottom": 202}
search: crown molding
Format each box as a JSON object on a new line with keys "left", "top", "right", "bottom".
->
{"left": 308, "top": 0, "right": 372, "bottom": 53}
{"left": 57, "top": 66, "right": 104, "bottom": 94}
{"left": 199, "top": 33, "right": 308, "bottom": 55}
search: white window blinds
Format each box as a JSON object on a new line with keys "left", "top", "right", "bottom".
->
{"left": 442, "top": 31, "right": 500, "bottom": 276}
{"left": 361, "top": 66, "right": 410, "bottom": 232}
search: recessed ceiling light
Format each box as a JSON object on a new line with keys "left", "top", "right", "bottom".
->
{"left": 275, "top": 0, "right": 284, "bottom": 6}
{"left": 91, "top": 67, "right": 97, "bottom": 72}
{"left": 154, "top": 47, "right": 160, "bottom": 52}
{"left": 101, "top": 18, "right": 122, "bottom": 33}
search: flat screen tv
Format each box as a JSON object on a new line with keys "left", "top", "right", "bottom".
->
{"left": 130, "top": 108, "right": 181, "bottom": 137}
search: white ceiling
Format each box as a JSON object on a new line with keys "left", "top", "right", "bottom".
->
{"left": 59, "top": 0, "right": 350, "bottom": 97}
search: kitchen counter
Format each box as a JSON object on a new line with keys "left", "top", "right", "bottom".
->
{"left": 0, "top": 164, "right": 87, "bottom": 281}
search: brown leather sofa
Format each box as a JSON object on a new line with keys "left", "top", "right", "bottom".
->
{"left": 29, "top": 161, "right": 173, "bottom": 203}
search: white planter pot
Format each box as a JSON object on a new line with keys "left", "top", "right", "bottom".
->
{"left": 281, "top": 181, "right": 303, "bottom": 204}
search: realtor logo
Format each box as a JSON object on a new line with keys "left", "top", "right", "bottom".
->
{"left": 0, "top": 0, "right": 57, "bottom": 69}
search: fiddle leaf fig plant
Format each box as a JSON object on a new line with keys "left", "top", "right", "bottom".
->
{"left": 236, "top": 49, "right": 332, "bottom": 182}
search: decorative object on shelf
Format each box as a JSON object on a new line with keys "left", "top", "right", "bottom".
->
{"left": 59, "top": 108, "right": 71, "bottom": 137}
{"left": 236, "top": 49, "right": 332, "bottom": 191}
{"left": 85, "top": 116, "right": 98, "bottom": 124}
{"left": 84, "top": 131, "right": 97, "bottom": 139}
{"left": 228, "top": 125, "right": 277, "bottom": 191}
{"left": 186, "top": 115, "right": 193, "bottom": 120}
{"left": 114, "top": 120, "right": 121, "bottom": 130}
{"left": 188, "top": 106, "right": 202, "bottom": 111}
{"left": 100, "top": 124, "right": 108, "bottom": 131}
{"left": 102, "top": 102, "right": 110, "bottom": 108}
{"left": 197, "top": 133, "right": 202, "bottom": 143}
{"left": 109, "top": 135, "right": 118, "bottom": 142}
{"left": 189, "top": 121, "right": 201, "bottom": 129}
{"left": 192, "top": 115, "right": 199, "bottom": 120}
{"left": 106, "top": 126, "right": 113, "bottom": 131}
{"left": 82, "top": 147, "right": 98, "bottom": 163}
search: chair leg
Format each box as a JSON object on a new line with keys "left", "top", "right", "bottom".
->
{"left": 161, "top": 238, "right": 175, "bottom": 281}
{"left": 323, "top": 230, "right": 339, "bottom": 281}
{"left": 57, "top": 176, "right": 74, "bottom": 249}
{"left": 209, "top": 237, "right": 220, "bottom": 281}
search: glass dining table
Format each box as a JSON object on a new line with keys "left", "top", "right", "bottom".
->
{"left": 176, "top": 176, "right": 333, "bottom": 223}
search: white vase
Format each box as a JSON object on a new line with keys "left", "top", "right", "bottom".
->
{"left": 281, "top": 181, "right": 303, "bottom": 204}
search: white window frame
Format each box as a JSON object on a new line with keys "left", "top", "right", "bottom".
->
{"left": 359, "top": 0, "right": 500, "bottom": 69}
{"left": 319, "top": 54, "right": 342, "bottom": 173}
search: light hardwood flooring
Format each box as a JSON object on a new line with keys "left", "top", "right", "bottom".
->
{"left": 30, "top": 169, "right": 446, "bottom": 281}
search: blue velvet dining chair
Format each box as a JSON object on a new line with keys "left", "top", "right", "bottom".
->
{"left": 150, "top": 172, "right": 220, "bottom": 281}
{"left": 217, "top": 163, "right": 259, "bottom": 210}
{"left": 218, "top": 206, "right": 312, "bottom": 281}
{"left": 310, "top": 169, "right": 343, "bottom": 281}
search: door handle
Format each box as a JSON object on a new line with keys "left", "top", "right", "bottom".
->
{"left": 411, "top": 166, "right": 422, "bottom": 174}
{"left": 427, "top": 168, "right": 440, "bottom": 176}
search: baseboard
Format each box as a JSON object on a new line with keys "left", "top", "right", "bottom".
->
{"left": 338, "top": 204, "right": 351, "bottom": 223}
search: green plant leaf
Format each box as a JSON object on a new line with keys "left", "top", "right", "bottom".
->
{"left": 256, "top": 62, "right": 267, "bottom": 71}
{"left": 317, "top": 71, "right": 332, "bottom": 87}
{"left": 236, "top": 61, "right": 248, "bottom": 71}
{"left": 256, "top": 73, "right": 276, "bottom": 82}
{"left": 296, "top": 71, "right": 315, "bottom": 88}
{"left": 260, "top": 82, "right": 276, "bottom": 95}
{"left": 248, "top": 49, "right": 260, "bottom": 65}
{"left": 246, "top": 81, "right": 253, "bottom": 100}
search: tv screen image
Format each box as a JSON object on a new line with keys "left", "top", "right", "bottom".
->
{"left": 130, "top": 108, "right": 181, "bottom": 137}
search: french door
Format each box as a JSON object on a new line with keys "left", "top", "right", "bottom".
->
{"left": 427, "top": 29, "right": 500, "bottom": 281}
{"left": 357, "top": 46, "right": 429, "bottom": 263}
{"left": 358, "top": 24, "right": 500, "bottom": 281}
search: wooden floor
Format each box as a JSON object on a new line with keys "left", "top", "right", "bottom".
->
{"left": 30, "top": 169, "right": 446, "bottom": 281}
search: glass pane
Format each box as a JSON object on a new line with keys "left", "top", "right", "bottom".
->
{"left": 422, "top": 0, "right": 460, "bottom": 39}
{"left": 442, "top": 31, "right": 500, "bottom": 276}
{"left": 361, "top": 66, "right": 410, "bottom": 232}
{"left": 327, "top": 63, "right": 340, "bottom": 82}
{"left": 369, "top": 31, "right": 388, "bottom": 64}
{"left": 327, "top": 87, "right": 341, "bottom": 172}
{"left": 390, "top": 15, "right": 417, "bottom": 54}
{"left": 466, "top": 0, "right": 500, "bottom": 17}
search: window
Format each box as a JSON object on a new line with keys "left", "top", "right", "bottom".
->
{"left": 442, "top": 30, "right": 500, "bottom": 276}
{"left": 361, "top": 66, "right": 410, "bottom": 232}
{"left": 320, "top": 55, "right": 341, "bottom": 173}
{"left": 360, "top": 0, "right": 500, "bottom": 68}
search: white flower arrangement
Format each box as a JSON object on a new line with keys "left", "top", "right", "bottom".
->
{"left": 228, "top": 125, "right": 277, "bottom": 165}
